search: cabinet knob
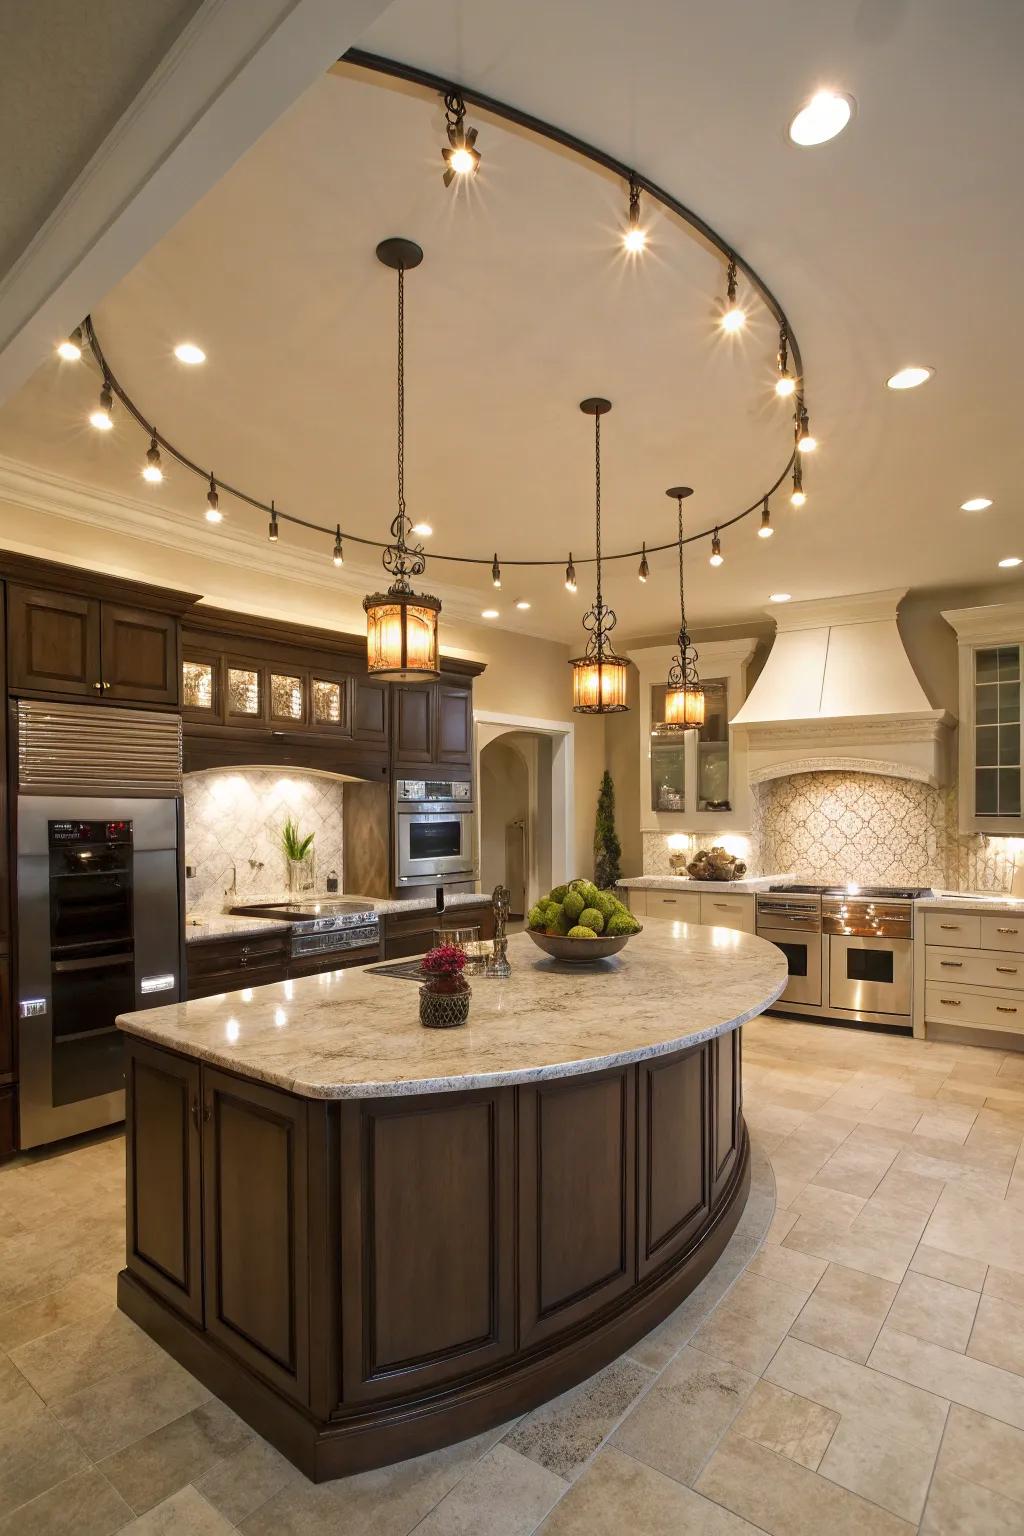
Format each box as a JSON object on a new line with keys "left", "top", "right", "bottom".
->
{"left": 92, "top": 681, "right": 102, "bottom": 691}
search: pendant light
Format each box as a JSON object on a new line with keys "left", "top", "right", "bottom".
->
{"left": 363, "top": 239, "right": 441, "bottom": 681}
{"left": 569, "top": 399, "right": 629, "bottom": 713}
{"left": 660, "top": 486, "right": 704, "bottom": 729}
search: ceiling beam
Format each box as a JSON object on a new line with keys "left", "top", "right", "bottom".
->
{"left": 0, "top": 0, "right": 393, "bottom": 406}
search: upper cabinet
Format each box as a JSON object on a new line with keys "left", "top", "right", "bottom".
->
{"left": 393, "top": 681, "right": 473, "bottom": 771}
{"left": 436, "top": 685, "right": 473, "bottom": 764}
{"left": 945, "top": 602, "right": 1024, "bottom": 836}
{"left": 394, "top": 684, "right": 434, "bottom": 762}
{"left": 630, "top": 638, "right": 758, "bottom": 833}
{"left": 7, "top": 585, "right": 180, "bottom": 707}
{"left": 182, "top": 650, "right": 359, "bottom": 738}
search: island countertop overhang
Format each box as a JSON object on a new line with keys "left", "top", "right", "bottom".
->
{"left": 117, "top": 926, "right": 787, "bottom": 1100}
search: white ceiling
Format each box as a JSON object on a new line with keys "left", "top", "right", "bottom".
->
{"left": 0, "top": 0, "right": 1021, "bottom": 643}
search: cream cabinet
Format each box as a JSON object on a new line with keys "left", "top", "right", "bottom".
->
{"left": 698, "top": 893, "right": 755, "bottom": 933}
{"left": 944, "top": 602, "right": 1024, "bottom": 836}
{"left": 625, "top": 889, "right": 700, "bottom": 922}
{"left": 915, "top": 902, "right": 1024, "bottom": 1040}
{"left": 621, "top": 887, "right": 754, "bottom": 932}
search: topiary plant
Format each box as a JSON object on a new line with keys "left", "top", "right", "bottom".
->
{"left": 593, "top": 771, "right": 622, "bottom": 890}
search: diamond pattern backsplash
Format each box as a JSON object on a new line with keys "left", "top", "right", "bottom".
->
{"left": 642, "top": 770, "right": 1019, "bottom": 891}
{"left": 184, "top": 769, "right": 344, "bottom": 913}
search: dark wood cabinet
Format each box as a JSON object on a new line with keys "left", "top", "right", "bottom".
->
{"left": 125, "top": 1042, "right": 204, "bottom": 1323}
{"left": 394, "top": 684, "right": 434, "bottom": 763}
{"left": 101, "top": 604, "right": 179, "bottom": 705}
{"left": 435, "top": 685, "right": 472, "bottom": 765}
{"left": 0, "top": 955, "right": 11, "bottom": 1078}
{"left": 638, "top": 1044, "right": 711, "bottom": 1278}
{"left": 7, "top": 583, "right": 179, "bottom": 706}
{"left": 381, "top": 902, "right": 495, "bottom": 960}
{"left": 711, "top": 1030, "right": 742, "bottom": 1205}
{"left": 340, "top": 1088, "right": 515, "bottom": 1402}
{"left": 6, "top": 585, "right": 100, "bottom": 697}
{"left": 202, "top": 1068, "right": 309, "bottom": 1404}
{"left": 518, "top": 1066, "right": 636, "bottom": 1347}
{"left": 353, "top": 677, "right": 388, "bottom": 744}
{"left": 186, "top": 932, "right": 289, "bottom": 1000}
{"left": 0, "top": 1087, "right": 15, "bottom": 1160}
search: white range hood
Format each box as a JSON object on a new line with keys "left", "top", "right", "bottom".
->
{"left": 731, "top": 589, "right": 955, "bottom": 787}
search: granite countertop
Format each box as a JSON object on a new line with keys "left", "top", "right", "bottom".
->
{"left": 212, "top": 891, "right": 492, "bottom": 919}
{"left": 184, "top": 915, "right": 293, "bottom": 945}
{"left": 915, "top": 893, "right": 1024, "bottom": 913}
{"left": 617, "top": 875, "right": 789, "bottom": 893}
{"left": 119, "top": 927, "right": 787, "bottom": 1101}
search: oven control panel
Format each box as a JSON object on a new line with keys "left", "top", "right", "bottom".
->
{"left": 49, "top": 820, "right": 133, "bottom": 845}
{"left": 396, "top": 780, "right": 471, "bottom": 803}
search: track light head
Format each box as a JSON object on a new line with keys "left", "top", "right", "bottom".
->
{"left": 796, "top": 402, "right": 817, "bottom": 452}
{"left": 142, "top": 436, "right": 163, "bottom": 483}
{"left": 758, "top": 499, "right": 774, "bottom": 539}
{"left": 623, "top": 177, "right": 647, "bottom": 253}
{"left": 89, "top": 379, "right": 113, "bottom": 431}
{"left": 442, "top": 92, "right": 480, "bottom": 186}
{"left": 790, "top": 459, "right": 807, "bottom": 507}
{"left": 638, "top": 542, "right": 650, "bottom": 582}
{"left": 565, "top": 552, "right": 577, "bottom": 593}
{"left": 491, "top": 553, "right": 501, "bottom": 588}
{"left": 268, "top": 502, "right": 279, "bottom": 542}
{"left": 333, "top": 525, "right": 344, "bottom": 566}
{"left": 57, "top": 326, "right": 83, "bottom": 361}
{"left": 709, "top": 529, "right": 723, "bottom": 566}
{"left": 205, "top": 475, "right": 222, "bottom": 523}
{"left": 720, "top": 257, "right": 745, "bottom": 331}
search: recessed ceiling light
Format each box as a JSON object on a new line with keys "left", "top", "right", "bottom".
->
{"left": 481, "top": 608, "right": 499, "bottom": 619}
{"left": 515, "top": 599, "right": 531, "bottom": 610}
{"left": 960, "top": 497, "right": 992, "bottom": 512}
{"left": 769, "top": 593, "right": 792, "bottom": 603}
{"left": 999, "top": 557, "right": 1022, "bottom": 569}
{"left": 411, "top": 522, "right": 432, "bottom": 537}
{"left": 886, "top": 365, "right": 934, "bottom": 391}
{"left": 789, "top": 90, "right": 854, "bottom": 147}
{"left": 174, "top": 342, "right": 206, "bottom": 365}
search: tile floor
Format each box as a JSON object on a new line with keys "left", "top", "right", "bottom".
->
{"left": 2, "top": 1015, "right": 1024, "bottom": 1532}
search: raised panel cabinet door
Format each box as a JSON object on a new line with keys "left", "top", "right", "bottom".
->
{"left": 339, "top": 1087, "right": 515, "bottom": 1402}
{"left": 202, "top": 1068, "right": 309, "bottom": 1403}
{"left": 6, "top": 584, "right": 101, "bottom": 696}
{"left": 100, "top": 604, "right": 179, "bottom": 705}
{"left": 710, "top": 1029, "right": 742, "bottom": 1207}
{"left": 637, "top": 1044, "right": 711, "bottom": 1278}
{"left": 435, "top": 686, "right": 472, "bottom": 764}
{"left": 0, "top": 955, "right": 11, "bottom": 1076}
{"left": 518, "top": 1067, "right": 636, "bottom": 1346}
{"left": 124, "top": 1041, "right": 203, "bottom": 1323}
{"left": 394, "top": 684, "right": 434, "bottom": 763}
{"left": 353, "top": 677, "right": 389, "bottom": 744}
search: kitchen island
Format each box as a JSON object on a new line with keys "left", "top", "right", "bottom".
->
{"left": 116, "top": 926, "right": 786, "bottom": 1481}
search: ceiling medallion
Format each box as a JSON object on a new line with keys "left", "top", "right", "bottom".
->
{"left": 363, "top": 239, "right": 442, "bottom": 682}
{"left": 570, "top": 399, "right": 629, "bottom": 715}
{"left": 660, "top": 486, "right": 705, "bottom": 729}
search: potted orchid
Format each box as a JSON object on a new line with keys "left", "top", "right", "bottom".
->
{"left": 419, "top": 943, "right": 471, "bottom": 1029}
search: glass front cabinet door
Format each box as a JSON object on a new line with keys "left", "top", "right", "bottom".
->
{"left": 946, "top": 603, "right": 1024, "bottom": 836}
{"left": 182, "top": 655, "right": 354, "bottom": 735}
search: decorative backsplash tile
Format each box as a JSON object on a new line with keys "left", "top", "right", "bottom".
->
{"left": 184, "top": 769, "right": 344, "bottom": 913}
{"left": 642, "top": 770, "right": 1019, "bottom": 892}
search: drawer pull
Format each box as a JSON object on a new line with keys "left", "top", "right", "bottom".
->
{"left": 939, "top": 998, "right": 961, "bottom": 1006}
{"left": 997, "top": 1006, "right": 1018, "bottom": 1014}
{"left": 939, "top": 923, "right": 961, "bottom": 930}
{"left": 997, "top": 927, "right": 1020, "bottom": 935}
{"left": 996, "top": 966, "right": 1019, "bottom": 974}
{"left": 940, "top": 961, "right": 963, "bottom": 968}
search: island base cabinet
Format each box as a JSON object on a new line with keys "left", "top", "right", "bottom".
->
{"left": 120, "top": 1034, "right": 750, "bottom": 1483}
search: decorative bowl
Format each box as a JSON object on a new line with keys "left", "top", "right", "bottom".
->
{"left": 526, "top": 929, "right": 640, "bottom": 964}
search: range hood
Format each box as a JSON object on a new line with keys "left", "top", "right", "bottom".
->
{"left": 731, "top": 589, "right": 955, "bottom": 787}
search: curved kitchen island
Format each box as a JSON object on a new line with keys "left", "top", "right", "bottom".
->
{"left": 116, "top": 925, "right": 786, "bottom": 1481}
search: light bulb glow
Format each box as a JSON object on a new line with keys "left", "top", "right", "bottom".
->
{"left": 205, "top": 508, "right": 223, "bottom": 524}
{"left": 961, "top": 498, "right": 992, "bottom": 512}
{"left": 89, "top": 409, "right": 112, "bottom": 430}
{"left": 449, "top": 146, "right": 475, "bottom": 176}
{"left": 481, "top": 608, "right": 499, "bottom": 619}
{"left": 623, "top": 226, "right": 647, "bottom": 254}
{"left": 886, "top": 365, "right": 934, "bottom": 390}
{"left": 720, "top": 305, "right": 745, "bottom": 333}
{"left": 999, "top": 557, "right": 1022, "bottom": 568}
{"left": 758, "top": 522, "right": 774, "bottom": 539}
{"left": 798, "top": 432, "right": 817, "bottom": 453}
{"left": 515, "top": 599, "right": 531, "bottom": 610}
{"left": 709, "top": 531, "right": 723, "bottom": 567}
{"left": 174, "top": 342, "right": 206, "bottom": 365}
{"left": 57, "top": 335, "right": 82, "bottom": 361}
{"left": 789, "top": 90, "right": 854, "bottom": 147}
{"left": 791, "top": 489, "right": 807, "bottom": 508}
{"left": 142, "top": 464, "right": 163, "bottom": 483}
{"left": 411, "top": 522, "right": 432, "bottom": 537}
{"left": 770, "top": 592, "right": 792, "bottom": 603}
{"left": 775, "top": 372, "right": 796, "bottom": 398}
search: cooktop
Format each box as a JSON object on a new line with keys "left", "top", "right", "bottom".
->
{"left": 768, "top": 884, "right": 934, "bottom": 900}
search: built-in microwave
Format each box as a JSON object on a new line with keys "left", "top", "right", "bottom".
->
{"left": 394, "top": 779, "right": 476, "bottom": 887}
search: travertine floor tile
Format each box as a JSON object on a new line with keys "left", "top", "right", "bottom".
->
{"left": 98, "top": 1399, "right": 252, "bottom": 1514}
{"left": 909, "top": 1244, "right": 987, "bottom": 1292}
{"left": 812, "top": 1138, "right": 900, "bottom": 1198}
{"left": 920, "top": 1466, "right": 1024, "bottom": 1534}
{"left": 9, "top": 1310, "right": 160, "bottom": 1404}
{"left": 731, "top": 1379, "right": 838, "bottom": 1470}
{"left": 0, "top": 1466, "right": 132, "bottom": 1536}
{"left": 504, "top": 1356, "right": 654, "bottom": 1481}
{"left": 869, "top": 1325, "right": 1024, "bottom": 1430}
{"left": 413, "top": 1443, "right": 566, "bottom": 1536}
{"left": 966, "top": 1292, "right": 1024, "bottom": 1376}
{"left": 610, "top": 1346, "right": 756, "bottom": 1484}
{"left": 783, "top": 1215, "right": 915, "bottom": 1283}
{"left": 690, "top": 1271, "right": 807, "bottom": 1376}
{"left": 0, "top": 1273, "right": 112, "bottom": 1353}
{"left": 122, "top": 1484, "right": 234, "bottom": 1533}
{"left": 922, "top": 1186, "right": 1024, "bottom": 1274}
{"left": 746, "top": 1241, "right": 827, "bottom": 1296}
{"left": 819, "top": 1416, "right": 942, "bottom": 1523}
{"left": 51, "top": 1354, "right": 213, "bottom": 1462}
{"left": 887, "top": 1271, "right": 979, "bottom": 1352}
{"left": 0, "top": 1395, "right": 91, "bottom": 1514}
{"left": 193, "top": 1435, "right": 301, "bottom": 1526}
{"left": 938, "top": 1402, "right": 1024, "bottom": 1508}
{"left": 694, "top": 1430, "right": 915, "bottom": 1534}
{"left": 537, "top": 1446, "right": 762, "bottom": 1534}
{"left": 789, "top": 1262, "right": 898, "bottom": 1363}
{"left": 985, "top": 1264, "right": 1024, "bottom": 1308}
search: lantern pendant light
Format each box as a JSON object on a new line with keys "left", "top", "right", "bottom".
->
{"left": 660, "top": 486, "right": 705, "bottom": 729}
{"left": 569, "top": 399, "right": 629, "bottom": 714}
{"left": 363, "top": 239, "right": 441, "bottom": 681}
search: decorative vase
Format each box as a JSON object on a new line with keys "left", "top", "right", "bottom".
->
{"left": 287, "top": 855, "right": 315, "bottom": 893}
{"left": 419, "top": 978, "right": 471, "bottom": 1029}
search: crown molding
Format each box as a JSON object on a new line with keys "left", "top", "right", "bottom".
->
{"left": 0, "top": 453, "right": 562, "bottom": 643}
{"left": 943, "top": 601, "right": 1024, "bottom": 644}
{"left": 765, "top": 588, "right": 909, "bottom": 632}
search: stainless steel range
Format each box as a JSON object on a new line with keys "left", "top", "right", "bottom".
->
{"left": 232, "top": 900, "right": 380, "bottom": 962}
{"left": 755, "top": 884, "right": 933, "bottom": 1032}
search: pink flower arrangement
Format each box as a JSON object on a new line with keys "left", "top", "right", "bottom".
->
{"left": 421, "top": 943, "right": 468, "bottom": 978}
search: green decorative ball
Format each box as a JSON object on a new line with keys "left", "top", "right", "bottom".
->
{"left": 527, "top": 904, "right": 546, "bottom": 930}
{"left": 579, "top": 907, "right": 605, "bottom": 933}
{"left": 567, "top": 925, "right": 598, "bottom": 938}
{"left": 562, "top": 890, "right": 585, "bottom": 922}
{"left": 549, "top": 884, "right": 569, "bottom": 903}
{"left": 606, "top": 911, "right": 641, "bottom": 936}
